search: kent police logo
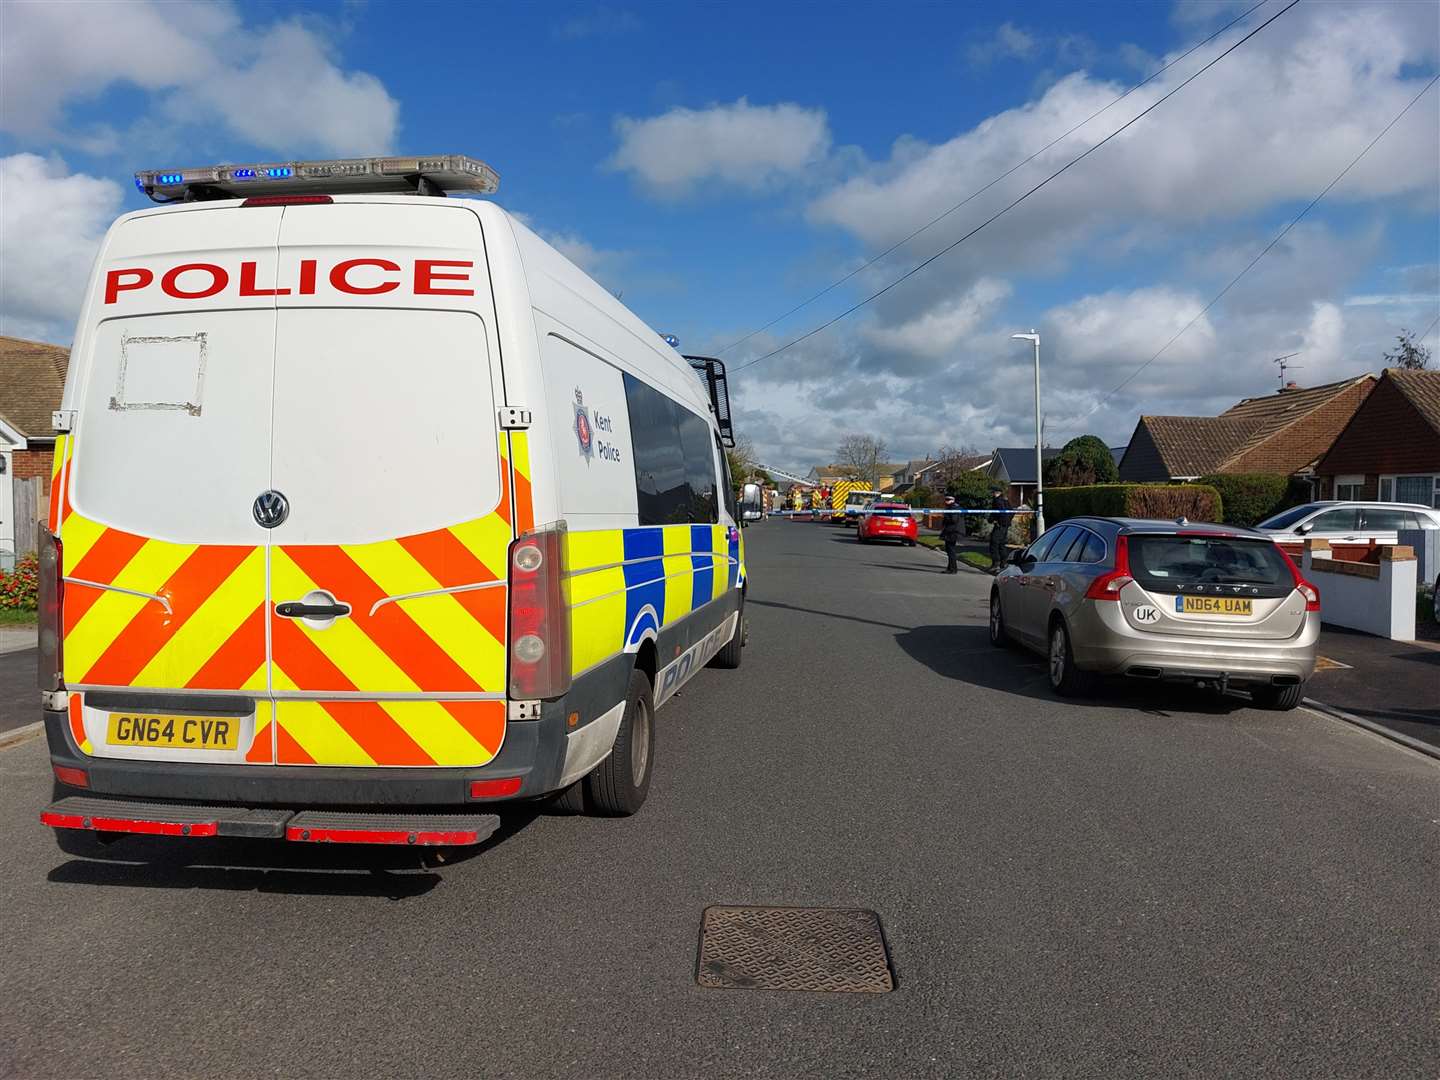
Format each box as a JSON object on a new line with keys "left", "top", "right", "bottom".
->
{"left": 573, "top": 387, "right": 594, "bottom": 462}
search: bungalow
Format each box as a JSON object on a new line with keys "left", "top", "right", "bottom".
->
{"left": 1315, "top": 368, "right": 1440, "bottom": 507}
{"left": 988, "top": 446, "right": 1060, "bottom": 507}
{"left": 1118, "top": 375, "right": 1375, "bottom": 486}
{"left": 1, "top": 336, "right": 69, "bottom": 563}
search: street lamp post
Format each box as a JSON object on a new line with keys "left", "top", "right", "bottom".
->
{"left": 1011, "top": 330, "right": 1044, "bottom": 535}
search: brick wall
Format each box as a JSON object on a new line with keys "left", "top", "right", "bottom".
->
{"left": 1319, "top": 377, "right": 1440, "bottom": 477}
{"left": 1224, "top": 380, "right": 1373, "bottom": 475}
{"left": 10, "top": 445, "right": 54, "bottom": 498}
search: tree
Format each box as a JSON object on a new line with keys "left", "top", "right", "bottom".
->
{"left": 835, "top": 434, "right": 888, "bottom": 490}
{"left": 1383, "top": 329, "right": 1431, "bottom": 370}
{"left": 945, "top": 470, "right": 995, "bottom": 535}
{"left": 1045, "top": 434, "right": 1118, "bottom": 487}
{"left": 928, "top": 444, "right": 985, "bottom": 491}
{"left": 726, "top": 435, "right": 761, "bottom": 484}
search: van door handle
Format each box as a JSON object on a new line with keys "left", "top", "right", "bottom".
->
{"left": 276, "top": 601, "right": 351, "bottom": 619}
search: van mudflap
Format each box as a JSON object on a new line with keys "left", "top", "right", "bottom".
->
{"left": 42, "top": 796, "right": 499, "bottom": 846}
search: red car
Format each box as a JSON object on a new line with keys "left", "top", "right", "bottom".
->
{"left": 858, "top": 502, "right": 919, "bottom": 546}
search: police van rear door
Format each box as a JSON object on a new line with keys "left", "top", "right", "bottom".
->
{"left": 265, "top": 201, "right": 511, "bottom": 769}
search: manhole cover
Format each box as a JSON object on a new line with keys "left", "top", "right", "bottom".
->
{"left": 696, "top": 906, "right": 893, "bottom": 993}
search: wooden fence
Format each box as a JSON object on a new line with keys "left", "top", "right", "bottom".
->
{"left": 9, "top": 476, "right": 42, "bottom": 559}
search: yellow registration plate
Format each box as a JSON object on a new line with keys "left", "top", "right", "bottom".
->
{"left": 1178, "top": 596, "right": 1253, "bottom": 616}
{"left": 107, "top": 713, "right": 241, "bottom": 750}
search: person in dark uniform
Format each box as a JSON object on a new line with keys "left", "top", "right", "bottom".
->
{"left": 988, "top": 487, "right": 1011, "bottom": 572}
{"left": 939, "top": 494, "right": 962, "bottom": 573}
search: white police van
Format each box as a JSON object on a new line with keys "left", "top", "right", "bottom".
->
{"left": 39, "top": 155, "right": 748, "bottom": 850}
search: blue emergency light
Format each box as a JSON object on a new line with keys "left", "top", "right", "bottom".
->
{"left": 134, "top": 155, "right": 500, "bottom": 203}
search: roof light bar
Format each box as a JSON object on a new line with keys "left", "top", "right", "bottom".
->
{"left": 134, "top": 155, "right": 500, "bottom": 203}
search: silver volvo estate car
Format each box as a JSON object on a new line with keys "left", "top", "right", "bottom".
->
{"left": 989, "top": 517, "right": 1319, "bottom": 709}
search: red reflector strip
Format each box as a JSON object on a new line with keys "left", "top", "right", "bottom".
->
{"left": 286, "top": 825, "right": 482, "bottom": 846}
{"left": 468, "top": 776, "right": 522, "bottom": 799}
{"left": 40, "top": 810, "right": 219, "bottom": 837}
{"left": 52, "top": 765, "right": 89, "bottom": 788}
{"left": 241, "top": 194, "right": 334, "bottom": 207}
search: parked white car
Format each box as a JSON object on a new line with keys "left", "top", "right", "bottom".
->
{"left": 1255, "top": 501, "right": 1440, "bottom": 545}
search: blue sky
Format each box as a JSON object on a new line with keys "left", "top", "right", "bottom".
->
{"left": 2, "top": 0, "right": 1437, "bottom": 469}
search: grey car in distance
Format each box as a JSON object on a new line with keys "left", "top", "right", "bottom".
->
{"left": 989, "top": 517, "right": 1320, "bottom": 709}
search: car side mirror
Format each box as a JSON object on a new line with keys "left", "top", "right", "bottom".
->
{"left": 1009, "top": 550, "right": 1028, "bottom": 566}
{"left": 1295, "top": 522, "right": 1313, "bottom": 535}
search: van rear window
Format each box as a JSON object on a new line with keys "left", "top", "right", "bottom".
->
{"left": 1128, "top": 535, "right": 1291, "bottom": 591}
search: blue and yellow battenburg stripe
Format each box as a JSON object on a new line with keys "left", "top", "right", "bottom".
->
{"left": 563, "top": 524, "right": 742, "bottom": 678}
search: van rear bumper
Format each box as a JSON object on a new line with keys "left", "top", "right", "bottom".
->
{"left": 43, "top": 708, "right": 563, "bottom": 807}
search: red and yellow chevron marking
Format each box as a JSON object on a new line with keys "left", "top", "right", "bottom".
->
{"left": 60, "top": 514, "right": 267, "bottom": 692}
{"left": 67, "top": 692, "right": 91, "bottom": 754}
{"left": 504, "top": 430, "right": 534, "bottom": 533}
{"left": 273, "top": 699, "right": 503, "bottom": 766}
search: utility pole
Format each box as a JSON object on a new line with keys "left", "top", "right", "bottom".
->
{"left": 1012, "top": 330, "right": 1044, "bottom": 533}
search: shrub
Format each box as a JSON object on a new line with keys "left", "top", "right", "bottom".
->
{"left": 1045, "top": 483, "right": 1221, "bottom": 527}
{"left": 946, "top": 470, "right": 996, "bottom": 535}
{"left": 1198, "top": 473, "right": 1310, "bottom": 527}
{"left": 0, "top": 553, "right": 39, "bottom": 612}
{"left": 1045, "top": 434, "right": 1119, "bottom": 487}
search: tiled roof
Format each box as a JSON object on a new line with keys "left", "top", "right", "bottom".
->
{"left": 1219, "top": 375, "right": 1373, "bottom": 459}
{"left": 1387, "top": 367, "right": 1440, "bottom": 433}
{"left": 1136, "top": 416, "right": 1259, "bottom": 477}
{"left": 990, "top": 447, "right": 1061, "bottom": 484}
{"left": 0, "top": 335, "right": 69, "bottom": 438}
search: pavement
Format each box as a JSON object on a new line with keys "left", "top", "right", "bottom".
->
{"left": 1308, "top": 627, "right": 1440, "bottom": 751}
{"left": 0, "top": 624, "right": 37, "bottom": 655}
{"left": 1, "top": 521, "right": 1437, "bottom": 1079}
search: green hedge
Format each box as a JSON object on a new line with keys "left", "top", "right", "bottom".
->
{"left": 1045, "top": 484, "right": 1222, "bottom": 527}
{"left": 1197, "top": 473, "right": 1309, "bottom": 527}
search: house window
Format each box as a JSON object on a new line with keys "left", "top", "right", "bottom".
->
{"left": 1335, "top": 474, "right": 1363, "bottom": 500}
{"left": 1379, "top": 474, "right": 1440, "bottom": 508}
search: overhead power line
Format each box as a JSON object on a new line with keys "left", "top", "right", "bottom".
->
{"left": 734, "top": 0, "right": 1303, "bottom": 375}
{"left": 716, "top": 0, "right": 1270, "bottom": 357}
{"left": 1419, "top": 313, "right": 1440, "bottom": 344}
{"left": 1082, "top": 72, "right": 1439, "bottom": 419}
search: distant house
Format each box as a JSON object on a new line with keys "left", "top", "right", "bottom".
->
{"left": 1118, "top": 375, "right": 1375, "bottom": 486}
{"left": 1, "top": 336, "right": 69, "bottom": 560}
{"left": 988, "top": 447, "right": 1060, "bottom": 507}
{"left": 888, "top": 458, "right": 937, "bottom": 495}
{"left": 808, "top": 461, "right": 904, "bottom": 492}
{"left": 1315, "top": 368, "right": 1440, "bottom": 507}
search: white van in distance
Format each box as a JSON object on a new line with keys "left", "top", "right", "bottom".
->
{"left": 39, "top": 155, "right": 748, "bottom": 850}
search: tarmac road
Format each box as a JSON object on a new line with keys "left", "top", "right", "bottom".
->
{"left": 1, "top": 521, "right": 1436, "bottom": 1079}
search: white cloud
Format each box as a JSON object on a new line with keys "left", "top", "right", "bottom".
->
{"left": 860, "top": 278, "right": 1012, "bottom": 359}
{"left": 0, "top": 154, "right": 123, "bottom": 344}
{"left": 0, "top": 1, "right": 397, "bottom": 155}
{"left": 607, "top": 98, "right": 831, "bottom": 197}
{"left": 967, "top": 22, "right": 1039, "bottom": 66}
{"left": 554, "top": 7, "right": 641, "bottom": 40}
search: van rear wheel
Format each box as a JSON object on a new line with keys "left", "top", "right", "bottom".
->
{"left": 586, "top": 668, "right": 655, "bottom": 816}
{"left": 710, "top": 602, "right": 745, "bottom": 670}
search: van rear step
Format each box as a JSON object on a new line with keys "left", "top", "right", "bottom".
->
{"left": 42, "top": 797, "right": 499, "bottom": 846}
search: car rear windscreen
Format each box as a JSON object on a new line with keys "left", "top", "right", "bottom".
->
{"left": 1128, "top": 535, "right": 1292, "bottom": 593}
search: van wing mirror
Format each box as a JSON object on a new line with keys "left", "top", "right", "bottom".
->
{"left": 739, "top": 483, "right": 763, "bottom": 521}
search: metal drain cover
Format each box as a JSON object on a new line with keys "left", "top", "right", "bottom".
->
{"left": 696, "top": 906, "right": 893, "bottom": 993}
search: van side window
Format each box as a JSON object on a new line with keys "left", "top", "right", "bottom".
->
{"left": 679, "top": 407, "right": 718, "bottom": 524}
{"left": 716, "top": 433, "right": 738, "bottom": 521}
{"left": 623, "top": 373, "right": 690, "bottom": 526}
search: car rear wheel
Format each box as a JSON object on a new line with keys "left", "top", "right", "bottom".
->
{"left": 1251, "top": 682, "right": 1303, "bottom": 711}
{"left": 586, "top": 668, "right": 655, "bottom": 816}
{"left": 1048, "top": 621, "right": 1094, "bottom": 697}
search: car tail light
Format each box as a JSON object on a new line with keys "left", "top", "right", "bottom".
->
{"left": 469, "top": 777, "right": 523, "bottom": 800}
{"left": 52, "top": 765, "right": 88, "bottom": 789}
{"left": 1085, "top": 534, "right": 1133, "bottom": 601}
{"left": 507, "top": 524, "right": 570, "bottom": 699}
{"left": 37, "top": 526, "right": 63, "bottom": 691}
{"left": 1277, "top": 546, "right": 1321, "bottom": 612}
